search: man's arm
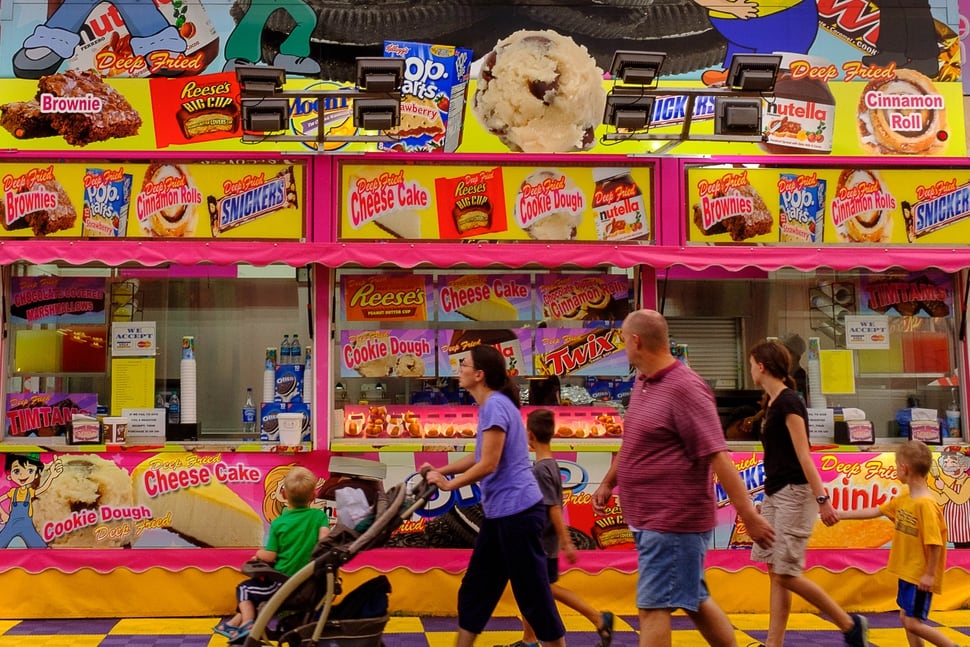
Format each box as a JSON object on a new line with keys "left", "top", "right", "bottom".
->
{"left": 711, "top": 451, "right": 775, "bottom": 548}
{"left": 592, "top": 457, "right": 619, "bottom": 515}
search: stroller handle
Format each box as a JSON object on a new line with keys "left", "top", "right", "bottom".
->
{"left": 406, "top": 468, "right": 438, "bottom": 514}
{"left": 418, "top": 466, "right": 438, "bottom": 494}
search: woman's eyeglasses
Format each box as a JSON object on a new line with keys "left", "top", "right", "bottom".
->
{"left": 459, "top": 358, "right": 476, "bottom": 369}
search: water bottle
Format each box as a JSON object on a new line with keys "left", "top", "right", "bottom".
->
{"left": 947, "top": 388, "right": 961, "bottom": 438}
{"left": 167, "top": 392, "right": 181, "bottom": 425}
{"left": 242, "top": 387, "right": 257, "bottom": 437}
{"left": 280, "top": 334, "right": 291, "bottom": 365}
{"left": 156, "top": 393, "right": 167, "bottom": 409}
{"left": 290, "top": 334, "right": 302, "bottom": 366}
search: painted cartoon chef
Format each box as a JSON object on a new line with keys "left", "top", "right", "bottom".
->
{"left": 0, "top": 453, "right": 63, "bottom": 548}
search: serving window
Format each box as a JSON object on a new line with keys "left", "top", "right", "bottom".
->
{"left": 663, "top": 267, "right": 964, "bottom": 443}
{"left": 3, "top": 261, "right": 308, "bottom": 444}
{"left": 331, "top": 267, "right": 637, "bottom": 444}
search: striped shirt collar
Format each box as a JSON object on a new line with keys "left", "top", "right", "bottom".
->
{"left": 638, "top": 359, "right": 681, "bottom": 384}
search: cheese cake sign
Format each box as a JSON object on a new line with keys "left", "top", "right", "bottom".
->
{"left": 0, "top": 451, "right": 335, "bottom": 550}
{"left": 436, "top": 274, "right": 532, "bottom": 322}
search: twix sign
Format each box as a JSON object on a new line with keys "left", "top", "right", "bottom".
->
{"left": 817, "top": 0, "right": 879, "bottom": 55}
{"left": 343, "top": 274, "right": 430, "bottom": 322}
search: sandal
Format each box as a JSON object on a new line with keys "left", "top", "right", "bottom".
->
{"left": 213, "top": 620, "right": 236, "bottom": 638}
{"left": 228, "top": 620, "right": 254, "bottom": 644}
{"left": 597, "top": 611, "right": 614, "bottom": 647}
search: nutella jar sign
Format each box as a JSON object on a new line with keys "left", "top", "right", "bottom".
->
{"left": 57, "top": 0, "right": 219, "bottom": 77}
{"left": 591, "top": 168, "right": 648, "bottom": 241}
{"left": 763, "top": 61, "right": 836, "bottom": 154}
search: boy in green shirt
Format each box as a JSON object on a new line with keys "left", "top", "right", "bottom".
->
{"left": 215, "top": 465, "right": 330, "bottom": 641}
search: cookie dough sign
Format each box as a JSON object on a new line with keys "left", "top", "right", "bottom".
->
{"left": 340, "top": 329, "right": 435, "bottom": 378}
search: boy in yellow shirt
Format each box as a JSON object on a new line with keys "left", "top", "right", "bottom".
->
{"left": 840, "top": 440, "right": 956, "bottom": 647}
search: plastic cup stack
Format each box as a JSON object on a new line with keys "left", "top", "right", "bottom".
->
{"left": 180, "top": 356, "right": 197, "bottom": 424}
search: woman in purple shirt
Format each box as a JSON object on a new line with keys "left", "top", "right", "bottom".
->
{"left": 425, "top": 344, "right": 566, "bottom": 647}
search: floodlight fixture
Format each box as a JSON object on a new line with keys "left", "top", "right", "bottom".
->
{"left": 603, "top": 91, "right": 656, "bottom": 131}
{"left": 725, "top": 54, "right": 782, "bottom": 92}
{"left": 714, "top": 97, "right": 763, "bottom": 138}
{"left": 241, "top": 98, "right": 290, "bottom": 133}
{"left": 609, "top": 51, "right": 667, "bottom": 87}
{"left": 353, "top": 97, "right": 401, "bottom": 131}
{"left": 355, "top": 57, "right": 406, "bottom": 92}
{"left": 235, "top": 65, "right": 286, "bottom": 97}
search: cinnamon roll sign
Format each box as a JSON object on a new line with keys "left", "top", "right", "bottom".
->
{"left": 832, "top": 169, "right": 896, "bottom": 243}
{"left": 857, "top": 69, "right": 949, "bottom": 155}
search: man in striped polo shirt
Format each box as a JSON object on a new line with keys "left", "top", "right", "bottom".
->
{"left": 593, "top": 308, "right": 775, "bottom": 647}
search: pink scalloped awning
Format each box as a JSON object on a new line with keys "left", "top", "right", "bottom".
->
{"left": 1, "top": 240, "right": 967, "bottom": 273}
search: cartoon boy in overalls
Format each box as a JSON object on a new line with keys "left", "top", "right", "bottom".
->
{"left": 0, "top": 453, "right": 63, "bottom": 548}
{"left": 13, "top": 0, "right": 187, "bottom": 79}
{"left": 223, "top": 0, "right": 320, "bottom": 76}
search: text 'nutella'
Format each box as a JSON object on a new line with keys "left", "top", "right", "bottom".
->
{"left": 591, "top": 168, "right": 648, "bottom": 241}
{"left": 763, "top": 66, "right": 836, "bottom": 154}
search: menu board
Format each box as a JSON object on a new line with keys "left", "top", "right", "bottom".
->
{"left": 0, "top": 160, "right": 305, "bottom": 239}
{"left": 341, "top": 274, "right": 431, "bottom": 323}
{"left": 339, "top": 163, "right": 654, "bottom": 243}
{"left": 436, "top": 274, "right": 532, "bottom": 322}
{"left": 534, "top": 328, "right": 627, "bottom": 377}
{"left": 687, "top": 166, "right": 970, "bottom": 246}
{"left": 339, "top": 330, "right": 436, "bottom": 379}
{"left": 437, "top": 328, "right": 532, "bottom": 377}
{"left": 536, "top": 273, "right": 631, "bottom": 324}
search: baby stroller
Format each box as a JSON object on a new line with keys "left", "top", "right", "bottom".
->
{"left": 238, "top": 463, "right": 436, "bottom": 647}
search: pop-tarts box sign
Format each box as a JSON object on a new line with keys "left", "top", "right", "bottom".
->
{"left": 380, "top": 41, "right": 473, "bottom": 153}
{"left": 111, "top": 322, "right": 157, "bottom": 357}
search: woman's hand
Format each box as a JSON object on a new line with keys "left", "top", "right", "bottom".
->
{"left": 819, "top": 501, "right": 839, "bottom": 526}
{"left": 425, "top": 470, "right": 451, "bottom": 491}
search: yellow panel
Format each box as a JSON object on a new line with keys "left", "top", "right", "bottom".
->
{"left": 14, "top": 329, "right": 62, "bottom": 373}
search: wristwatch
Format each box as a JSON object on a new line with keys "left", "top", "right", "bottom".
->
{"left": 816, "top": 495, "right": 830, "bottom": 504}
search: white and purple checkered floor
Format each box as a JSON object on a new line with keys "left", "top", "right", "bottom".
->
{"left": 3, "top": 611, "right": 970, "bottom": 646}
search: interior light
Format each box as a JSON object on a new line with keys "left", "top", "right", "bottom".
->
{"left": 603, "top": 91, "right": 656, "bottom": 131}
{"left": 235, "top": 65, "right": 286, "bottom": 97}
{"left": 241, "top": 98, "right": 290, "bottom": 133}
{"left": 353, "top": 97, "right": 401, "bottom": 130}
{"left": 724, "top": 54, "right": 782, "bottom": 92}
{"left": 714, "top": 97, "right": 764, "bottom": 138}
{"left": 608, "top": 51, "right": 667, "bottom": 87}
{"left": 354, "top": 57, "right": 406, "bottom": 93}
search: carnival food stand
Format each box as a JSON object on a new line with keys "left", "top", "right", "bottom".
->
{"left": 0, "top": 0, "right": 969, "bottom": 621}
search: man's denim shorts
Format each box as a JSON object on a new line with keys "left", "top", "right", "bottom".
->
{"left": 633, "top": 528, "right": 711, "bottom": 612}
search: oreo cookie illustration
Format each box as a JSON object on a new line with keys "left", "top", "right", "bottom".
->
{"left": 229, "top": 0, "right": 725, "bottom": 82}
{"left": 275, "top": 371, "right": 299, "bottom": 401}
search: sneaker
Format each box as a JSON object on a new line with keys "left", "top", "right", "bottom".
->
{"left": 844, "top": 614, "right": 869, "bottom": 647}
{"left": 493, "top": 642, "right": 538, "bottom": 647}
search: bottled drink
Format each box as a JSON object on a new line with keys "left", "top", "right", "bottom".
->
{"left": 242, "top": 387, "right": 257, "bottom": 437}
{"left": 947, "top": 388, "right": 961, "bottom": 438}
{"left": 156, "top": 393, "right": 167, "bottom": 409}
{"left": 290, "top": 334, "right": 302, "bottom": 366}
{"left": 167, "top": 392, "right": 181, "bottom": 425}
{"left": 280, "top": 334, "right": 291, "bottom": 365}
